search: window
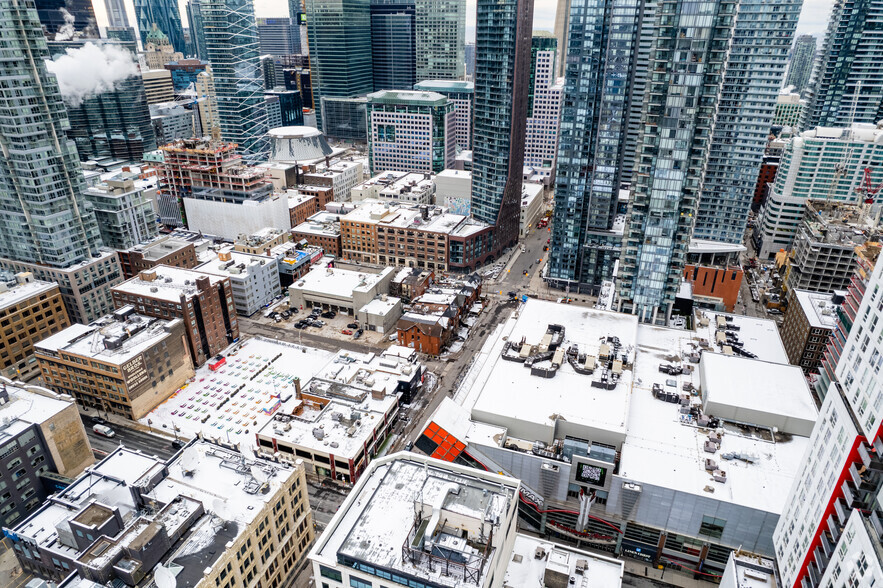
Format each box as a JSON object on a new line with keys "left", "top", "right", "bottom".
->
{"left": 699, "top": 515, "right": 726, "bottom": 539}
{"left": 350, "top": 579, "right": 372, "bottom": 588}
{"left": 319, "top": 566, "right": 342, "bottom": 582}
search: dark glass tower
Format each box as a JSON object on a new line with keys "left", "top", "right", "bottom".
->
{"left": 371, "top": 0, "right": 416, "bottom": 91}
{"left": 804, "top": 0, "right": 883, "bottom": 130}
{"left": 472, "top": 0, "right": 534, "bottom": 251}
{"left": 786, "top": 34, "right": 817, "bottom": 95}
{"left": 546, "top": 0, "right": 645, "bottom": 295}
{"left": 134, "top": 0, "right": 186, "bottom": 54}
{"left": 34, "top": 0, "right": 97, "bottom": 38}
{"left": 0, "top": 0, "right": 101, "bottom": 267}
{"left": 618, "top": 0, "right": 737, "bottom": 323}
{"left": 304, "top": 0, "right": 373, "bottom": 131}
{"left": 49, "top": 39, "right": 156, "bottom": 161}
{"left": 186, "top": 0, "right": 208, "bottom": 60}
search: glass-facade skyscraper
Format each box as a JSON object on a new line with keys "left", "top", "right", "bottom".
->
{"left": 304, "top": 0, "right": 373, "bottom": 132}
{"left": 546, "top": 0, "right": 644, "bottom": 295}
{"left": 472, "top": 0, "right": 533, "bottom": 251}
{"left": 134, "top": 0, "right": 186, "bottom": 54}
{"left": 805, "top": 0, "right": 883, "bottom": 129}
{"left": 104, "top": 0, "right": 130, "bottom": 28}
{"left": 197, "top": 0, "right": 270, "bottom": 161}
{"left": 257, "top": 17, "right": 302, "bottom": 56}
{"left": 48, "top": 39, "right": 156, "bottom": 162}
{"left": 371, "top": 0, "right": 416, "bottom": 91}
{"left": 618, "top": 0, "right": 737, "bottom": 324}
{"left": 786, "top": 34, "right": 817, "bottom": 95}
{"left": 0, "top": 0, "right": 102, "bottom": 268}
{"left": 415, "top": 0, "right": 465, "bottom": 81}
{"left": 692, "top": 0, "right": 801, "bottom": 245}
{"left": 34, "top": 0, "right": 97, "bottom": 38}
{"left": 186, "top": 1, "right": 208, "bottom": 61}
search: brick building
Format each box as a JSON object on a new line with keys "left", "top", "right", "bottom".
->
{"left": 291, "top": 211, "right": 342, "bottom": 257}
{"left": 0, "top": 272, "right": 69, "bottom": 381}
{"left": 35, "top": 307, "right": 194, "bottom": 420}
{"left": 288, "top": 192, "right": 320, "bottom": 227}
{"left": 111, "top": 266, "right": 238, "bottom": 366}
{"left": 781, "top": 289, "right": 839, "bottom": 374}
{"left": 117, "top": 236, "right": 199, "bottom": 279}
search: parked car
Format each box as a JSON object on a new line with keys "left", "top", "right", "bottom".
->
{"left": 92, "top": 424, "right": 115, "bottom": 438}
{"left": 90, "top": 416, "right": 107, "bottom": 425}
{"left": 353, "top": 329, "right": 363, "bottom": 340}
{"left": 321, "top": 310, "right": 337, "bottom": 319}
{"left": 171, "top": 440, "right": 184, "bottom": 450}
{"left": 347, "top": 323, "right": 359, "bottom": 329}
{"left": 341, "top": 329, "right": 353, "bottom": 335}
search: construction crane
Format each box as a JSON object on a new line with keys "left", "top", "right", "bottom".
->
{"left": 856, "top": 166, "right": 883, "bottom": 204}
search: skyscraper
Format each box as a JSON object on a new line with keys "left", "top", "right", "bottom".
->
{"left": 186, "top": 0, "right": 207, "bottom": 60}
{"left": 552, "top": 0, "right": 570, "bottom": 79}
{"left": 104, "top": 0, "right": 130, "bottom": 28}
{"left": 524, "top": 33, "right": 563, "bottom": 180}
{"left": 134, "top": 0, "right": 186, "bottom": 54}
{"left": 471, "top": 0, "right": 533, "bottom": 252}
{"left": 304, "top": 0, "right": 373, "bottom": 131}
{"left": 692, "top": 0, "right": 801, "bottom": 245}
{"left": 618, "top": 0, "right": 737, "bottom": 324}
{"left": 620, "top": 0, "right": 656, "bottom": 186}
{"left": 415, "top": 0, "right": 465, "bottom": 81}
{"left": 0, "top": 1, "right": 102, "bottom": 268}
{"left": 371, "top": 0, "right": 416, "bottom": 91}
{"left": 197, "top": 0, "right": 270, "bottom": 162}
{"left": 34, "top": 0, "right": 97, "bottom": 38}
{"left": 257, "top": 17, "right": 302, "bottom": 56}
{"left": 785, "top": 34, "right": 817, "bottom": 95}
{"left": 49, "top": 39, "right": 156, "bottom": 161}
{"left": 804, "top": 0, "right": 883, "bottom": 130}
{"left": 546, "top": 0, "right": 644, "bottom": 295}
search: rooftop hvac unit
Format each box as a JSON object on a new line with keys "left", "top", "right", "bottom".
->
{"left": 575, "top": 560, "right": 588, "bottom": 574}
{"left": 150, "top": 287, "right": 159, "bottom": 293}
{"left": 312, "top": 428, "right": 325, "bottom": 440}
{"left": 534, "top": 547, "right": 546, "bottom": 560}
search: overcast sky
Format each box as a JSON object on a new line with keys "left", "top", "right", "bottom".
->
{"left": 95, "top": 0, "right": 835, "bottom": 45}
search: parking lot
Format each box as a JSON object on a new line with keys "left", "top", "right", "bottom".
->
{"left": 261, "top": 302, "right": 393, "bottom": 347}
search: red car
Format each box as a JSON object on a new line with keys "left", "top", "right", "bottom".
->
{"left": 341, "top": 329, "right": 353, "bottom": 335}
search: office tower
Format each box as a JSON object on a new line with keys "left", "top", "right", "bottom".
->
{"left": 618, "top": 0, "right": 737, "bottom": 324}
{"left": 198, "top": 0, "right": 270, "bottom": 162}
{"left": 773, "top": 90, "right": 806, "bottom": 128}
{"left": 186, "top": 0, "right": 207, "bottom": 60}
{"left": 786, "top": 34, "right": 816, "bottom": 95}
{"left": 547, "top": 0, "right": 643, "bottom": 295}
{"left": 464, "top": 42, "right": 475, "bottom": 78}
{"left": 105, "top": 25, "right": 138, "bottom": 44}
{"left": 142, "top": 68, "right": 175, "bottom": 103}
{"left": 164, "top": 58, "right": 210, "bottom": 92}
{"left": 371, "top": 0, "right": 416, "bottom": 91}
{"left": 472, "top": 0, "right": 534, "bottom": 251}
{"left": 553, "top": 0, "right": 570, "bottom": 79}
{"left": 47, "top": 38, "right": 157, "bottom": 162}
{"left": 773, "top": 258, "right": 883, "bottom": 588}
{"left": 366, "top": 90, "right": 455, "bottom": 174}
{"left": 134, "top": 0, "right": 186, "bottom": 54}
{"left": 754, "top": 123, "right": 883, "bottom": 259}
{"left": 104, "top": 0, "right": 130, "bottom": 28}
{"left": 260, "top": 55, "right": 277, "bottom": 90}
{"left": 524, "top": 33, "right": 563, "bottom": 180}
{"left": 265, "top": 88, "right": 304, "bottom": 126}
{"left": 414, "top": 80, "right": 473, "bottom": 150}
{"left": 805, "top": 0, "right": 883, "bottom": 130}
{"left": 34, "top": 0, "right": 97, "bottom": 38}
{"left": 257, "top": 17, "right": 302, "bottom": 55}
{"left": 692, "top": 0, "right": 801, "bottom": 246}
{"left": 195, "top": 69, "right": 220, "bottom": 135}
{"left": 0, "top": 5, "right": 101, "bottom": 268}
{"left": 415, "top": 0, "right": 465, "bottom": 81}
{"left": 304, "top": 0, "right": 373, "bottom": 131}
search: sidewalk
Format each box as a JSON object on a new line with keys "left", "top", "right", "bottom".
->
{"left": 621, "top": 558, "right": 720, "bottom": 587}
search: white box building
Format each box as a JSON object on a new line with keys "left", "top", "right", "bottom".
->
{"left": 196, "top": 248, "right": 281, "bottom": 316}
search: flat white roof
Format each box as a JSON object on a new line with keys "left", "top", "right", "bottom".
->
{"left": 793, "top": 289, "right": 839, "bottom": 329}
{"left": 360, "top": 296, "right": 401, "bottom": 316}
{"left": 521, "top": 182, "right": 543, "bottom": 207}
{"left": 292, "top": 265, "right": 387, "bottom": 298}
{"left": 0, "top": 384, "right": 77, "bottom": 440}
{"left": 196, "top": 248, "right": 275, "bottom": 279}
{"left": 504, "top": 534, "right": 624, "bottom": 588}
{"left": 695, "top": 310, "right": 789, "bottom": 364}
{"left": 466, "top": 300, "right": 638, "bottom": 444}
{"left": 0, "top": 278, "right": 57, "bottom": 311}
{"left": 620, "top": 323, "right": 810, "bottom": 514}
{"left": 113, "top": 265, "right": 226, "bottom": 302}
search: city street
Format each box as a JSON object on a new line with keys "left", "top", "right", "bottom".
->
{"left": 80, "top": 414, "right": 177, "bottom": 460}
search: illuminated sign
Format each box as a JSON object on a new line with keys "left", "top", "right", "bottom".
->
{"left": 299, "top": 13, "right": 306, "bottom": 24}
{"left": 575, "top": 462, "right": 607, "bottom": 488}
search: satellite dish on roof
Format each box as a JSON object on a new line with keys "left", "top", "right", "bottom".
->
{"left": 180, "top": 447, "right": 200, "bottom": 473}
{"left": 250, "top": 465, "right": 269, "bottom": 484}
{"left": 155, "top": 564, "right": 177, "bottom": 588}
{"left": 212, "top": 497, "right": 230, "bottom": 522}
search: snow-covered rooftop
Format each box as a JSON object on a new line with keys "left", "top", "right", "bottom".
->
{"left": 0, "top": 276, "right": 58, "bottom": 311}
{"left": 291, "top": 265, "right": 391, "bottom": 297}
{"left": 112, "top": 265, "right": 226, "bottom": 302}
{"left": 360, "top": 295, "right": 401, "bottom": 316}
{"left": 313, "top": 454, "right": 518, "bottom": 588}
{"left": 0, "top": 383, "right": 78, "bottom": 441}
{"left": 504, "top": 534, "right": 624, "bottom": 588}
{"left": 792, "top": 289, "right": 839, "bottom": 330}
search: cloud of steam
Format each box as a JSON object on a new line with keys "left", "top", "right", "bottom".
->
{"left": 45, "top": 43, "right": 139, "bottom": 108}
{"left": 54, "top": 8, "right": 76, "bottom": 41}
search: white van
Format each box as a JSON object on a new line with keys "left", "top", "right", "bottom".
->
{"left": 92, "top": 424, "right": 116, "bottom": 438}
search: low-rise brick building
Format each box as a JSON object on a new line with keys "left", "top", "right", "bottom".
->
{"left": 781, "top": 289, "right": 839, "bottom": 374}
{"left": 117, "top": 236, "right": 199, "bottom": 279}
